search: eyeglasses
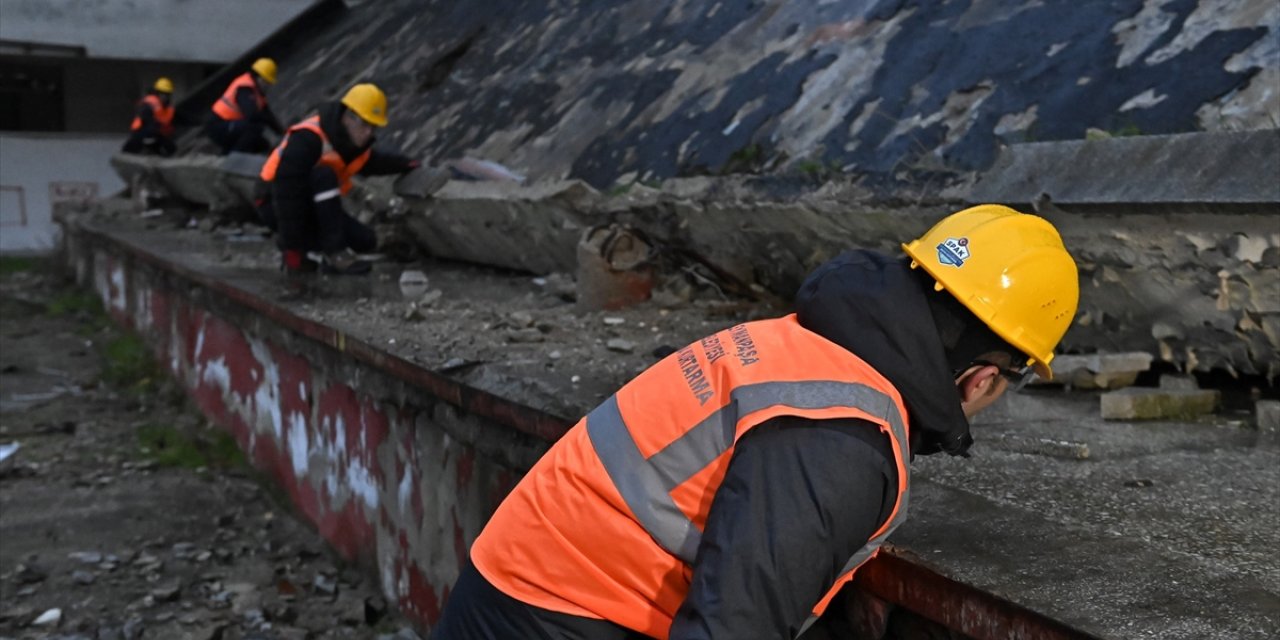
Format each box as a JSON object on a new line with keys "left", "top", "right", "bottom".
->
{"left": 974, "top": 360, "right": 1035, "bottom": 392}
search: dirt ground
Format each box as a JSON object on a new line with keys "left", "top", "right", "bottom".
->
{"left": 0, "top": 259, "right": 420, "bottom": 640}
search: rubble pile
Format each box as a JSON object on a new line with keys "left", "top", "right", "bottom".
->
{"left": 0, "top": 266, "right": 418, "bottom": 640}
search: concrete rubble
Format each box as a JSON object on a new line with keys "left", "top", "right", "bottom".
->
{"left": 109, "top": 133, "right": 1280, "bottom": 380}
{"left": 1100, "top": 387, "right": 1221, "bottom": 420}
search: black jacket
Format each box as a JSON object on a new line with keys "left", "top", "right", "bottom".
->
{"left": 271, "top": 101, "right": 415, "bottom": 221}
{"left": 667, "top": 250, "right": 971, "bottom": 639}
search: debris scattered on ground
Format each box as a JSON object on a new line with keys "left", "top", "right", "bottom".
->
{"left": 0, "top": 262, "right": 419, "bottom": 640}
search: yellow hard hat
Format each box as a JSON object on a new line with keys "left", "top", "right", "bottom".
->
{"left": 902, "top": 204, "right": 1079, "bottom": 380}
{"left": 153, "top": 77, "right": 174, "bottom": 93}
{"left": 252, "top": 58, "right": 278, "bottom": 84}
{"left": 340, "top": 83, "right": 388, "bottom": 127}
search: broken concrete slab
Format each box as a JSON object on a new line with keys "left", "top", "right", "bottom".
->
{"left": 970, "top": 131, "right": 1280, "bottom": 211}
{"left": 1100, "top": 387, "right": 1220, "bottom": 420}
{"left": 393, "top": 166, "right": 452, "bottom": 199}
{"left": 1038, "top": 352, "right": 1154, "bottom": 389}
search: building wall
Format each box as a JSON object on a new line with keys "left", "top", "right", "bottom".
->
{"left": 1, "top": 0, "right": 316, "bottom": 63}
{"left": 0, "top": 133, "right": 125, "bottom": 253}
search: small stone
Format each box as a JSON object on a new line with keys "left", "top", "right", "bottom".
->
{"left": 509, "top": 311, "right": 535, "bottom": 328}
{"left": 69, "top": 551, "right": 103, "bottom": 565}
{"left": 1124, "top": 479, "right": 1155, "bottom": 488}
{"left": 606, "top": 338, "right": 635, "bottom": 353}
{"left": 16, "top": 562, "right": 48, "bottom": 584}
{"left": 72, "top": 570, "right": 97, "bottom": 585}
{"left": 172, "top": 542, "right": 196, "bottom": 556}
{"left": 151, "top": 583, "right": 181, "bottom": 602}
{"left": 418, "top": 289, "right": 444, "bottom": 307}
{"left": 33, "top": 607, "right": 62, "bottom": 626}
{"left": 313, "top": 573, "right": 337, "bottom": 596}
{"left": 195, "top": 550, "right": 212, "bottom": 563}
{"left": 602, "top": 316, "right": 625, "bottom": 326}
{"left": 506, "top": 328, "right": 545, "bottom": 343}
{"left": 548, "top": 350, "right": 562, "bottom": 360}
{"left": 403, "top": 303, "right": 426, "bottom": 322}
{"left": 123, "top": 616, "right": 145, "bottom": 640}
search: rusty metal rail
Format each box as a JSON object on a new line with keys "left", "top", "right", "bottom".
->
{"left": 65, "top": 216, "right": 1102, "bottom": 640}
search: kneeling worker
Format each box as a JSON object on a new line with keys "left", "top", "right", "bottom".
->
{"left": 432, "top": 205, "right": 1079, "bottom": 639}
{"left": 258, "top": 83, "right": 420, "bottom": 274}
{"left": 205, "top": 57, "right": 284, "bottom": 155}
{"left": 122, "top": 77, "right": 177, "bottom": 156}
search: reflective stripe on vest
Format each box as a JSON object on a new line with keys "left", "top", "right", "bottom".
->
{"left": 587, "top": 380, "right": 910, "bottom": 566}
{"left": 259, "top": 115, "right": 371, "bottom": 195}
{"left": 210, "top": 73, "right": 264, "bottom": 121}
{"left": 130, "top": 95, "right": 174, "bottom": 135}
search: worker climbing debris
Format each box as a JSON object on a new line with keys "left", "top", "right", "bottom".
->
{"left": 431, "top": 205, "right": 1079, "bottom": 639}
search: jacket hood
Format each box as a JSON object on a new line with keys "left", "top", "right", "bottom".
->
{"left": 318, "top": 101, "right": 373, "bottom": 162}
{"left": 794, "top": 250, "right": 973, "bottom": 456}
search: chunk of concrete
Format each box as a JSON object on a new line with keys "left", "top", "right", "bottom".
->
{"left": 1256, "top": 400, "right": 1280, "bottom": 433}
{"left": 1100, "top": 388, "right": 1220, "bottom": 420}
{"left": 1039, "top": 352, "right": 1154, "bottom": 389}
{"left": 394, "top": 166, "right": 452, "bottom": 199}
{"left": 1158, "top": 374, "right": 1199, "bottom": 391}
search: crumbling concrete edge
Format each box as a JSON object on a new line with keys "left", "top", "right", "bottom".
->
{"left": 57, "top": 209, "right": 1099, "bottom": 640}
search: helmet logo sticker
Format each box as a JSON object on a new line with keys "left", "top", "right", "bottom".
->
{"left": 937, "top": 237, "right": 970, "bottom": 267}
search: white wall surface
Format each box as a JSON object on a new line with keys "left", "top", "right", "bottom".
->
{"left": 1, "top": 0, "right": 315, "bottom": 63}
{"left": 0, "top": 134, "right": 126, "bottom": 254}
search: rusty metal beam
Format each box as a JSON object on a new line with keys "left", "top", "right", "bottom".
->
{"left": 856, "top": 550, "right": 1103, "bottom": 640}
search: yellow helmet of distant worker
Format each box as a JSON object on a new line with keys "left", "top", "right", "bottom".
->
{"left": 902, "top": 204, "right": 1079, "bottom": 380}
{"left": 341, "top": 83, "right": 388, "bottom": 127}
{"left": 251, "top": 58, "right": 278, "bottom": 84}
{"left": 153, "top": 77, "right": 174, "bottom": 93}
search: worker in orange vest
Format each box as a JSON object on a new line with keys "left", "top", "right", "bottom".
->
{"left": 431, "top": 206, "right": 1079, "bottom": 639}
{"left": 203, "top": 58, "right": 284, "bottom": 155}
{"left": 122, "top": 77, "right": 177, "bottom": 156}
{"left": 257, "top": 83, "right": 420, "bottom": 275}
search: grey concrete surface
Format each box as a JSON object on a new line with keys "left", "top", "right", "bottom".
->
{"left": 970, "top": 131, "right": 1280, "bottom": 210}
{"left": 903, "top": 390, "right": 1280, "bottom": 639}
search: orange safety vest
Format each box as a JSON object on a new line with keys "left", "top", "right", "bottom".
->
{"left": 130, "top": 95, "right": 174, "bottom": 136}
{"left": 210, "top": 72, "right": 265, "bottom": 121}
{"left": 471, "top": 314, "right": 912, "bottom": 638}
{"left": 259, "top": 115, "right": 371, "bottom": 196}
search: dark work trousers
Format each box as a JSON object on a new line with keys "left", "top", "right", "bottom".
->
{"left": 270, "top": 166, "right": 377, "bottom": 255}
{"left": 431, "top": 563, "right": 649, "bottom": 640}
{"left": 121, "top": 132, "right": 176, "bottom": 157}
{"left": 204, "top": 118, "right": 270, "bottom": 155}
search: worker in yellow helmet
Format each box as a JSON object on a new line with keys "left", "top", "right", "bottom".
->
{"left": 204, "top": 57, "right": 284, "bottom": 155}
{"left": 256, "top": 83, "right": 421, "bottom": 274}
{"left": 432, "top": 205, "right": 1078, "bottom": 639}
{"left": 122, "top": 77, "right": 177, "bottom": 156}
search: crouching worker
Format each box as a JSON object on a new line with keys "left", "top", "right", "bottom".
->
{"left": 257, "top": 83, "right": 420, "bottom": 275}
{"left": 122, "top": 77, "right": 177, "bottom": 156}
{"left": 431, "top": 205, "right": 1079, "bottom": 639}
{"left": 205, "top": 58, "right": 284, "bottom": 155}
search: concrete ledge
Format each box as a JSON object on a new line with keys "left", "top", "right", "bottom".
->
{"left": 58, "top": 208, "right": 1101, "bottom": 639}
